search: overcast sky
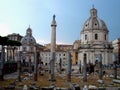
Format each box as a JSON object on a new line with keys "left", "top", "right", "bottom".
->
{"left": 0, "top": 0, "right": 120, "bottom": 45}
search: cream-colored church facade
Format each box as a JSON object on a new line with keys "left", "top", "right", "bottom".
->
{"left": 78, "top": 7, "right": 113, "bottom": 65}
{"left": 20, "top": 27, "right": 37, "bottom": 65}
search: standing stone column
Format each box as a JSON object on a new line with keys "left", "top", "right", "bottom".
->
{"left": 98, "top": 54, "right": 103, "bottom": 80}
{"left": 34, "top": 46, "right": 37, "bottom": 81}
{"left": 67, "top": 52, "right": 72, "bottom": 82}
{"left": 18, "top": 49, "right": 21, "bottom": 81}
{"left": 49, "top": 15, "right": 57, "bottom": 81}
{"left": 29, "top": 59, "right": 32, "bottom": 73}
{"left": 83, "top": 53, "right": 87, "bottom": 82}
{"left": 59, "top": 58, "right": 62, "bottom": 74}
{"left": 79, "top": 60, "right": 81, "bottom": 73}
{"left": 0, "top": 46, "right": 5, "bottom": 81}
{"left": 97, "top": 53, "right": 104, "bottom": 84}
{"left": 113, "top": 53, "right": 117, "bottom": 79}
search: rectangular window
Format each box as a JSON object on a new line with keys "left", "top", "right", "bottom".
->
{"left": 95, "top": 34, "right": 98, "bottom": 40}
{"left": 23, "top": 47, "right": 26, "bottom": 51}
{"left": 85, "top": 34, "right": 87, "bottom": 40}
{"left": 105, "top": 34, "right": 106, "bottom": 40}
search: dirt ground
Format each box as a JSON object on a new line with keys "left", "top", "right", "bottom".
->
{"left": 0, "top": 67, "right": 120, "bottom": 88}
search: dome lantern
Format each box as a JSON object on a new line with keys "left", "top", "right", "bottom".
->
{"left": 82, "top": 7, "right": 108, "bottom": 31}
{"left": 90, "top": 6, "right": 97, "bottom": 18}
{"left": 21, "top": 26, "right": 36, "bottom": 45}
{"left": 26, "top": 25, "right": 32, "bottom": 37}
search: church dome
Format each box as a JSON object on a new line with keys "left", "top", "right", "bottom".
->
{"left": 21, "top": 27, "right": 36, "bottom": 45}
{"left": 82, "top": 7, "right": 108, "bottom": 31}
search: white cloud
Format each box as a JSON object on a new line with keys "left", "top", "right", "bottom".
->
{"left": 36, "top": 38, "right": 72, "bottom": 45}
{"left": 0, "top": 23, "right": 12, "bottom": 36}
{"left": 36, "top": 38, "right": 50, "bottom": 45}
{"left": 56, "top": 41, "right": 72, "bottom": 45}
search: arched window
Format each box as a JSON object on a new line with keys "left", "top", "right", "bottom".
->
{"left": 95, "top": 34, "right": 98, "bottom": 40}
{"left": 105, "top": 34, "right": 107, "bottom": 40}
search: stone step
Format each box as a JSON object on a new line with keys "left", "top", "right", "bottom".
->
{"left": 113, "top": 79, "right": 120, "bottom": 84}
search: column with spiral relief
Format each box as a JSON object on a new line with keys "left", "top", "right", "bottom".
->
{"left": 49, "top": 15, "right": 57, "bottom": 81}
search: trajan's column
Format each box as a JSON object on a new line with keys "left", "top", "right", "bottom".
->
{"left": 49, "top": 15, "right": 57, "bottom": 81}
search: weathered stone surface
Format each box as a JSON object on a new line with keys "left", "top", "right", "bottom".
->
{"left": 23, "top": 85, "right": 28, "bottom": 90}
{"left": 88, "top": 85, "right": 97, "bottom": 89}
{"left": 113, "top": 79, "right": 120, "bottom": 84}
{"left": 97, "top": 79, "right": 104, "bottom": 84}
{"left": 41, "top": 87, "right": 54, "bottom": 90}
{"left": 98, "top": 87, "right": 106, "bottom": 90}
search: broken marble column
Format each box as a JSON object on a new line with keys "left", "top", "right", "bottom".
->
{"left": 83, "top": 53, "right": 87, "bottom": 82}
{"left": 97, "top": 53, "right": 104, "bottom": 84}
{"left": 98, "top": 54, "right": 103, "bottom": 80}
{"left": 113, "top": 53, "right": 117, "bottom": 79}
{"left": 79, "top": 60, "right": 81, "bottom": 73}
{"left": 34, "top": 47, "right": 37, "bottom": 81}
{"left": 59, "top": 58, "right": 62, "bottom": 74}
{"left": 18, "top": 50, "right": 21, "bottom": 81}
{"left": 67, "top": 52, "right": 72, "bottom": 82}
{"left": 0, "top": 46, "right": 5, "bottom": 81}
